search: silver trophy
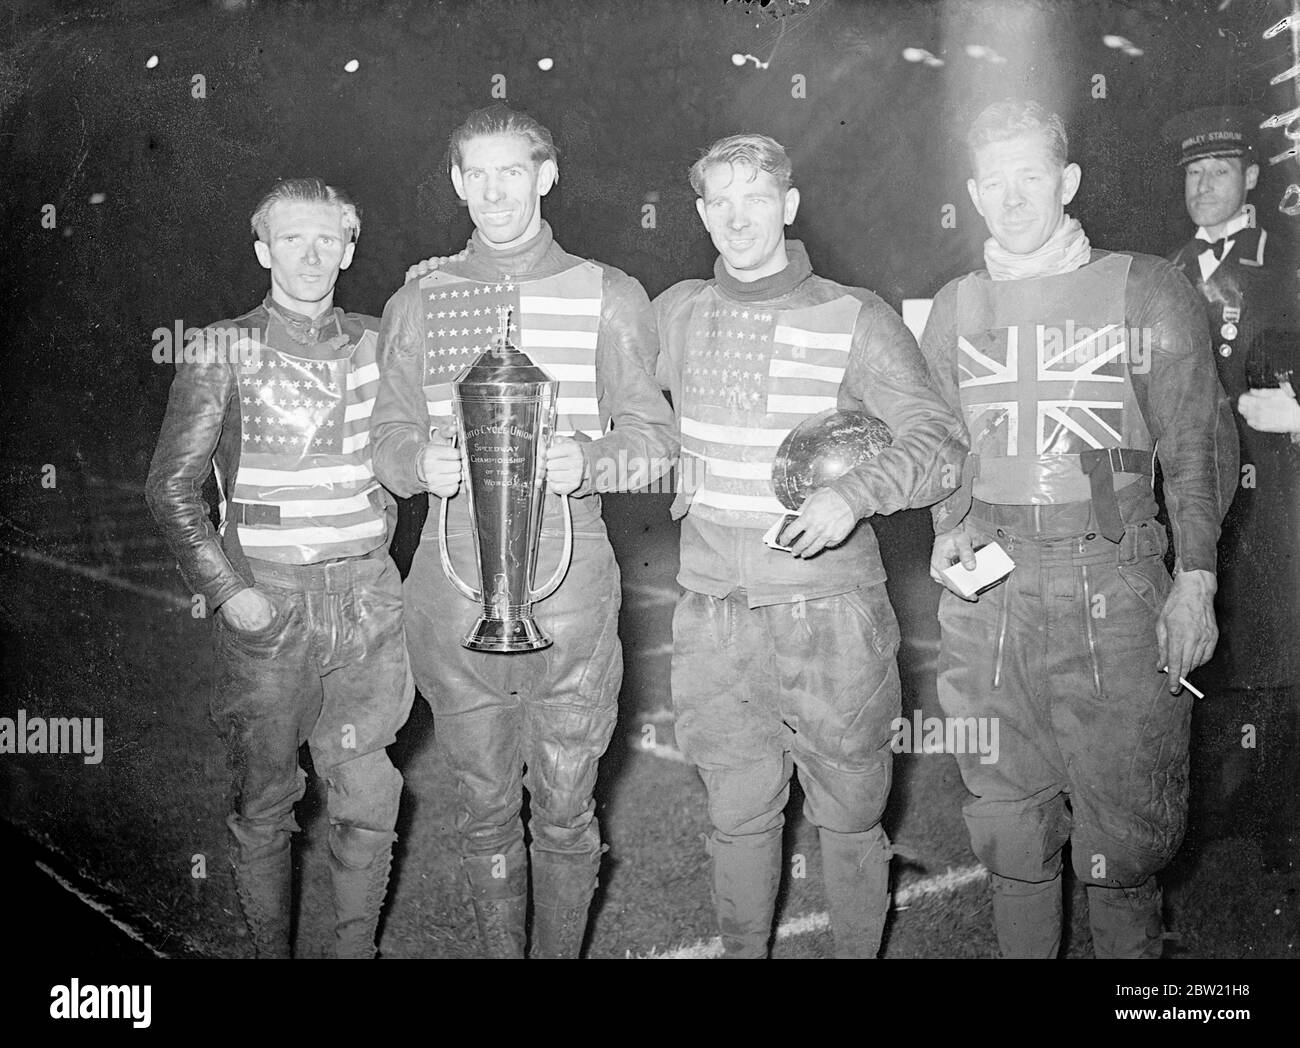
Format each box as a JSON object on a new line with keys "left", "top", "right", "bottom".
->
{"left": 438, "top": 306, "right": 573, "bottom": 652}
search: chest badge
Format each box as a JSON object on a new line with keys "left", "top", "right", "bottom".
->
{"left": 1220, "top": 305, "right": 1241, "bottom": 343}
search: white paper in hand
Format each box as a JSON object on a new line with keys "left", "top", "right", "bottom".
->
{"left": 943, "top": 541, "right": 1016, "bottom": 598}
{"left": 763, "top": 512, "right": 802, "bottom": 552}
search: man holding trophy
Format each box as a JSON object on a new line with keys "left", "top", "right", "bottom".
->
{"left": 655, "top": 134, "right": 968, "bottom": 958}
{"left": 371, "top": 104, "right": 676, "bottom": 958}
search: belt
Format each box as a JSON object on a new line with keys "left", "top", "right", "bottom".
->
{"left": 245, "top": 543, "right": 388, "bottom": 590}
{"left": 230, "top": 501, "right": 280, "bottom": 526}
{"left": 1078, "top": 447, "right": 1154, "bottom": 541}
{"left": 971, "top": 499, "right": 1098, "bottom": 538}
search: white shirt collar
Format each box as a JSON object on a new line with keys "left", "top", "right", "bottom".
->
{"left": 1196, "top": 205, "right": 1255, "bottom": 244}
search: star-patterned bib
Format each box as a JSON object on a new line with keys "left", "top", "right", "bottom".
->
{"left": 680, "top": 290, "right": 862, "bottom": 529}
{"left": 418, "top": 261, "right": 605, "bottom": 440}
{"left": 228, "top": 329, "right": 385, "bottom": 564}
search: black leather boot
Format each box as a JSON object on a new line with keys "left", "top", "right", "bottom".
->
{"left": 1087, "top": 878, "right": 1165, "bottom": 959}
{"left": 330, "top": 833, "right": 395, "bottom": 959}
{"left": 463, "top": 850, "right": 527, "bottom": 958}
{"left": 706, "top": 829, "right": 782, "bottom": 958}
{"left": 529, "top": 847, "right": 605, "bottom": 959}
{"left": 232, "top": 841, "right": 292, "bottom": 959}
{"left": 820, "top": 825, "right": 892, "bottom": 959}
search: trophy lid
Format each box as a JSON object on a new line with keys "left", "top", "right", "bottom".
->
{"left": 454, "top": 306, "right": 554, "bottom": 386}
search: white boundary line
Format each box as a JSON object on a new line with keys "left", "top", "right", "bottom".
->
{"left": 635, "top": 864, "right": 989, "bottom": 959}
{"left": 621, "top": 582, "right": 680, "bottom": 608}
{"left": 628, "top": 641, "right": 673, "bottom": 659}
{"left": 33, "top": 861, "right": 170, "bottom": 959}
{"left": 892, "top": 864, "right": 989, "bottom": 906}
{"left": 1, "top": 544, "right": 190, "bottom": 609}
{"left": 631, "top": 738, "right": 690, "bottom": 764}
{"left": 630, "top": 709, "right": 687, "bottom": 762}
{"left": 631, "top": 743, "right": 691, "bottom": 769}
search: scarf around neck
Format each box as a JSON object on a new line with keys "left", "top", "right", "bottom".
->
{"left": 983, "top": 215, "right": 1091, "bottom": 281}
{"left": 714, "top": 239, "right": 814, "bottom": 302}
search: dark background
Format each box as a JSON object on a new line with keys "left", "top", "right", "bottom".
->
{"left": 1, "top": 0, "right": 1297, "bottom": 487}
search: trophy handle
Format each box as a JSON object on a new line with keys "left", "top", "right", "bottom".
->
{"left": 438, "top": 492, "right": 481, "bottom": 603}
{"left": 529, "top": 493, "right": 572, "bottom": 603}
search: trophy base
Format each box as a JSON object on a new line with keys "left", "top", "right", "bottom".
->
{"left": 462, "top": 615, "right": 553, "bottom": 653}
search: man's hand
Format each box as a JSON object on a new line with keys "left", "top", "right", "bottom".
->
{"left": 1157, "top": 568, "right": 1218, "bottom": 695}
{"left": 1237, "top": 387, "right": 1300, "bottom": 434}
{"left": 930, "top": 525, "right": 978, "bottom": 600}
{"left": 542, "top": 436, "right": 587, "bottom": 496}
{"left": 784, "top": 488, "right": 857, "bottom": 559}
{"left": 220, "top": 587, "right": 277, "bottom": 632}
{"left": 418, "top": 440, "right": 466, "bottom": 498}
{"left": 405, "top": 249, "right": 469, "bottom": 283}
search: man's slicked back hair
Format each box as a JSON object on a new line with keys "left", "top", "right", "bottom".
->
{"left": 689, "top": 133, "right": 794, "bottom": 197}
{"left": 447, "top": 103, "right": 560, "bottom": 178}
{"left": 967, "top": 100, "right": 1069, "bottom": 171}
{"left": 250, "top": 177, "right": 361, "bottom": 243}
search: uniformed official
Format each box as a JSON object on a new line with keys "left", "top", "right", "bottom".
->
{"left": 1163, "top": 105, "right": 1299, "bottom": 870}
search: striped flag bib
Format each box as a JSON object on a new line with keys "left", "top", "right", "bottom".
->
{"left": 418, "top": 262, "right": 604, "bottom": 440}
{"left": 680, "top": 290, "right": 862, "bottom": 529}
{"left": 228, "top": 329, "right": 386, "bottom": 564}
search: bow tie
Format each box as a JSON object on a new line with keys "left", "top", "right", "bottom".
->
{"left": 1200, "top": 237, "right": 1233, "bottom": 262}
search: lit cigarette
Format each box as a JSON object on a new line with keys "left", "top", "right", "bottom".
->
{"left": 1161, "top": 668, "right": 1204, "bottom": 698}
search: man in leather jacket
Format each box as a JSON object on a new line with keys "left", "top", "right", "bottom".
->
{"left": 370, "top": 104, "right": 677, "bottom": 958}
{"left": 145, "top": 178, "right": 414, "bottom": 958}
{"left": 923, "top": 101, "right": 1237, "bottom": 958}
{"left": 655, "top": 133, "right": 968, "bottom": 958}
